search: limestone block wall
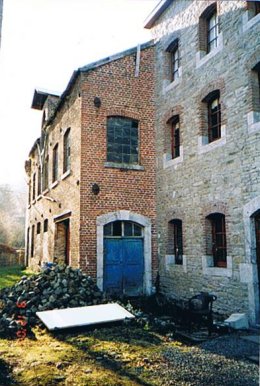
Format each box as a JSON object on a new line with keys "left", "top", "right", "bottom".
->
{"left": 26, "top": 79, "right": 81, "bottom": 270}
{"left": 150, "top": 0, "right": 260, "bottom": 322}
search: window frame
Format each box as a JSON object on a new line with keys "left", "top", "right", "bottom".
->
{"left": 52, "top": 144, "right": 59, "bottom": 183}
{"left": 63, "top": 128, "right": 71, "bottom": 173}
{"left": 32, "top": 173, "right": 36, "bottom": 201}
{"left": 31, "top": 225, "right": 35, "bottom": 258}
{"left": 168, "top": 219, "right": 183, "bottom": 265}
{"left": 106, "top": 116, "right": 139, "bottom": 165}
{"left": 207, "top": 213, "right": 227, "bottom": 268}
{"left": 104, "top": 221, "right": 143, "bottom": 238}
{"left": 207, "top": 10, "right": 219, "bottom": 53}
{"left": 171, "top": 117, "right": 180, "bottom": 159}
{"left": 44, "top": 219, "right": 48, "bottom": 232}
{"left": 43, "top": 155, "right": 49, "bottom": 191}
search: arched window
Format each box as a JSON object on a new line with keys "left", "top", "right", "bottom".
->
{"left": 199, "top": 3, "right": 219, "bottom": 54}
{"left": 206, "top": 213, "right": 227, "bottom": 267}
{"left": 104, "top": 221, "right": 143, "bottom": 237}
{"left": 168, "top": 219, "right": 183, "bottom": 265}
{"left": 63, "top": 128, "right": 71, "bottom": 173}
{"left": 247, "top": 1, "right": 260, "bottom": 18}
{"left": 107, "top": 116, "right": 139, "bottom": 164}
{"left": 202, "top": 90, "right": 221, "bottom": 143}
{"left": 166, "top": 39, "right": 180, "bottom": 82}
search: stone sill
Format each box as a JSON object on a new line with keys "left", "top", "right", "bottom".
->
{"left": 196, "top": 32, "right": 223, "bottom": 69}
{"left": 104, "top": 162, "right": 144, "bottom": 171}
{"left": 202, "top": 255, "right": 232, "bottom": 277}
{"left": 247, "top": 111, "right": 260, "bottom": 135}
{"left": 163, "top": 146, "right": 183, "bottom": 169}
{"left": 51, "top": 180, "right": 59, "bottom": 189}
{"left": 61, "top": 170, "right": 71, "bottom": 180}
{"left": 163, "top": 67, "right": 182, "bottom": 94}
{"left": 242, "top": 11, "right": 260, "bottom": 32}
{"left": 198, "top": 126, "right": 226, "bottom": 155}
{"left": 165, "top": 254, "right": 187, "bottom": 273}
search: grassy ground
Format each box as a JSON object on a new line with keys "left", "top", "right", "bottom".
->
{"left": 0, "top": 324, "right": 178, "bottom": 386}
{"left": 0, "top": 266, "right": 34, "bottom": 290}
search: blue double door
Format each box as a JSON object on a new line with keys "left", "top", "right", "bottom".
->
{"left": 104, "top": 238, "right": 144, "bottom": 296}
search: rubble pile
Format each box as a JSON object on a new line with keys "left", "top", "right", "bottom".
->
{"left": 0, "top": 265, "right": 105, "bottom": 337}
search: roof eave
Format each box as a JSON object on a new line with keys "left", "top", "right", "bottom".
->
{"left": 144, "top": 0, "right": 173, "bottom": 29}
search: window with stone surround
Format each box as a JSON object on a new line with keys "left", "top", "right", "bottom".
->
{"left": 167, "top": 219, "right": 183, "bottom": 265}
{"left": 166, "top": 39, "right": 180, "bottom": 82}
{"left": 171, "top": 116, "right": 180, "bottom": 159}
{"left": 252, "top": 62, "right": 260, "bottom": 110}
{"left": 44, "top": 219, "right": 48, "bottom": 232}
{"left": 28, "top": 179, "right": 31, "bottom": 205}
{"left": 206, "top": 213, "right": 227, "bottom": 268}
{"left": 106, "top": 116, "right": 139, "bottom": 165}
{"left": 37, "top": 166, "right": 41, "bottom": 196}
{"left": 63, "top": 128, "right": 71, "bottom": 173}
{"left": 52, "top": 144, "right": 58, "bottom": 183}
{"left": 31, "top": 225, "right": 35, "bottom": 258}
{"left": 199, "top": 3, "right": 219, "bottom": 54}
{"left": 32, "top": 172, "right": 36, "bottom": 201}
{"left": 202, "top": 90, "right": 221, "bottom": 143}
{"left": 247, "top": 1, "right": 260, "bottom": 18}
{"left": 37, "top": 222, "right": 41, "bottom": 235}
{"left": 42, "top": 155, "right": 49, "bottom": 191}
{"left": 247, "top": 62, "right": 260, "bottom": 133}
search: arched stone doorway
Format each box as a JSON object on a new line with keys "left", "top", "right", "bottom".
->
{"left": 96, "top": 210, "right": 152, "bottom": 296}
{"left": 243, "top": 198, "right": 260, "bottom": 324}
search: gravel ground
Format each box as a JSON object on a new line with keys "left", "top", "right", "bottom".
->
{"left": 153, "top": 333, "right": 259, "bottom": 386}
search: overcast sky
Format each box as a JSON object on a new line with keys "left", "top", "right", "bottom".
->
{"left": 0, "top": 0, "right": 157, "bottom": 190}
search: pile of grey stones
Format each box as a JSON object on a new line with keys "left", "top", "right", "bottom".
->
{"left": 0, "top": 265, "right": 105, "bottom": 337}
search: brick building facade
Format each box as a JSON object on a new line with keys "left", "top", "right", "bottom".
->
{"left": 25, "top": 42, "right": 157, "bottom": 296}
{"left": 145, "top": 0, "right": 260, "bottom": 324}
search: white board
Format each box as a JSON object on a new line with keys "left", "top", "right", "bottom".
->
{"left": 36, "top": 303, "right": 135, "bottom": 331}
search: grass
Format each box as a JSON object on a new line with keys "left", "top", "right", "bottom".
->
{"left": 0, "top": 265, "right": 34, "bottom": 290}
{"left": 0, "top": 324, "right": 176, "bottom": 386}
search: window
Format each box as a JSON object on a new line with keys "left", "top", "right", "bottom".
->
{"left": 206, "top": 213, "right": 227, "bottom": 267}
{"left": 32, "top": 173, "right": 36, "bottom": 201}
{"left": 43, "top": 156, "right": 49, "bottom": 191}
{"left": 202, "top": 90, "right": 221, "bottom": 143}
{"left": 44, "top": 219, "right": 48, "bottom": 232}
{"left": 166, "top": 39, "right": 180, "bottom": 82}
{"left": 37, "top": 222, "right": 41, "bottom": 234}
{"left": 198, "top": 3, "right": 219, "bottom": 54}
{"left": 28, "top": 180, "right": 31, "bottom": 205}
{"left": 207, "top": 9, "right": 219, "bottom": 53}
{"left": 252, "top": 62, "right": 260, "bottom": 109}
{"left": 168, "top": 219, "right": 183, "bottom": 265}
{"left": 104, "top": 221, "right": 143, "bottom": 237}
{"left": 37, "top": 166, "right": 41, "bottom": 196}
{"left": 247, "top": 1, "right": 260, "bottom": 17}
{"left": 52, "top": 144, "right": 58, "bottom": 182}
{"left": 107, "top": 117, "right": 139, "bottom": 164}
{"left": 63, "top": 128, "right": 71, "bottom": 173}
{"left": 171, "top": 116, "right": 180, "bottom": 159}
{"left": 31, "top": 225, "right": 35, "bottom": 257}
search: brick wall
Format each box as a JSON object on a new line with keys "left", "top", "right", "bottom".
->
{"left": 79, "top": 45, "right": 158, "bottom": 284}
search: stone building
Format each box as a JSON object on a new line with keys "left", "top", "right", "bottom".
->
{"left": 25, "top": 42, "right": 157, "bottom": 296}
{"left": 145, "top": 0, "right": 260, "bottom": 324}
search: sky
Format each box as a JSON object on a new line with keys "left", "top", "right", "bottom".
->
{"left": 0, "top": 0, "right": 157, "bottom": 190}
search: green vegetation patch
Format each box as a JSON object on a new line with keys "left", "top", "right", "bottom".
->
{"left": 0, "top": 265, "right": 34, "bottom": 289}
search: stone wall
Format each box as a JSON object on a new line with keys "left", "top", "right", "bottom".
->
{"left": 149, "top": 0, "right": 260, "bottom": 323}
{"left": 25, "top": 77, "right": 81, "bottom": 270}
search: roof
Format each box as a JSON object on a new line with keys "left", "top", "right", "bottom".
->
{"left": 28, "top": 138, "right": 40, "bottom": 157}
{"left": 31, "top": 89, "right": 60, "bottom": 110}
{"left": 47, "top": 40, "right": 155, "bottom": 125}
{"left": 144, "top": 0, "right": 173, "bottom": 29}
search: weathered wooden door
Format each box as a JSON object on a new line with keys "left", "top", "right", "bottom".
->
{"left": 103, "top": 221, "right": 144, "bottom": 296}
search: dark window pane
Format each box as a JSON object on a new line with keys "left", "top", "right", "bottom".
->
{"left": 134, "top": 224, "right": 142, "bottom": 236}
{"left": 107, "top": 117, "right": 139, "bottom": 164}
{"left": 124, "top": 222, "right": 133, "bottom": 236}
{"left": 104, "top": 223, "right": 112, "bottom": 236}
{"left": 113, "top": 221, "right": 122, "bottom": 236}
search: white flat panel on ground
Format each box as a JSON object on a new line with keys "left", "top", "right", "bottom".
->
{"left": 36, "top": 303, "right": 135, "bottom": 331}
